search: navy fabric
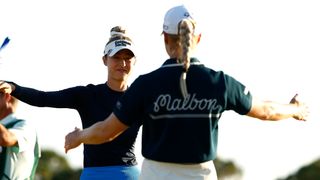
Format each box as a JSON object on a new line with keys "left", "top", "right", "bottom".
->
{"left": 114, "top": 58, "right": 252, "bottom": 163}
{"left": 12, "top": 83, "right": 140, "bottom": 167}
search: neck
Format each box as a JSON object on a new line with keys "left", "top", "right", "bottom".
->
{"left": 106, "top": 80, "right": 128, "bottom": 92}
{"left": 167, "top": 48, "right": 181, "bottom": 59}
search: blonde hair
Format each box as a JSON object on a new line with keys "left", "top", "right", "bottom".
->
{"left": 106, "top": 26, "right": 132, "bottom": 46}
{"left": 178, "top": 19, "right": 196, "bottom": 98}
{"left": 103, "top": 26, "right": 133, "bottom": 57}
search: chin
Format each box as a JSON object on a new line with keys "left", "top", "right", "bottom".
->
{"left": 116, "top": 76, "right": 127, "bottom": 82}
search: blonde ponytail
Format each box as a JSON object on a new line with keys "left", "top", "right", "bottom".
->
{"left": 178, "top": 19, "right": 195, "bottom": 98}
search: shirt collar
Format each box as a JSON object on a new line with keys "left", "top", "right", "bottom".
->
{"left": 162, "top": 57, "right": 200, "bottom": 65}
{"left": 161, "top": 57, "right": 202, "bottom": 68}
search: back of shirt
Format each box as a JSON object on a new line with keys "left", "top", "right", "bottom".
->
{"left": 114, "top": 58, "right": 252, "bottom": 163}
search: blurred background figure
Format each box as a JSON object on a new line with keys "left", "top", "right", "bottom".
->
{"left": 0, "top": 92, "right": 40, "bottom": 179}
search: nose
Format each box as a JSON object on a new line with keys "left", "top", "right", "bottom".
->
{"left": 119, "top": 59, "right": 126, "bottom": 67}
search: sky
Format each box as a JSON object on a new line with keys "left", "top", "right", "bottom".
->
{"left": 1, "top": 0, "right": 320, "bottom": 179}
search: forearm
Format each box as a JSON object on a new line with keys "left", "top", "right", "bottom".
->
{"left": 11, "top": 82, "right": 78, "bottom": 108}
{"left": 80, "top": 121, "right": 117, "bottom": 144}
{"left": 0, "top": 124, "right": 17, "bottom": 146}
{"left": 0, "top": 81, "right": 58, "bottom": 107}
{"left": 261, "top": 101, "right": 299, "bottom": 120}
{"left": 65, "top": 113, "right": 128, "bottom": 152}
{"left": 248, "top": 100, "right": 306, "bottom": 121}
{"left": 11, "top": 83, "right": 50, "bottom": 107}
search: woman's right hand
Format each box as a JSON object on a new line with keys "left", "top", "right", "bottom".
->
{"left": 0, "top": 81, "right": 14, "bottom": 94}
{"left": 290, "top": 94, "right": 309, "bottom": 121}
{"left": 64, "top": 127, "right": 82, "bottom": 153}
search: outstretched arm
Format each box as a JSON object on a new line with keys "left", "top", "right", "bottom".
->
{"left": 247, "top": 94, "right": 309, "bottom": 121}
{"left": 1, "top": 80, "right": 84, "bottom": 108}
{"left": 64, "top": 113, "right": 128, "bottom": 153}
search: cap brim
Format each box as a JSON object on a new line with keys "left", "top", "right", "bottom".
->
{"left": 104, "top": 39, "right": 135, "bottom": 57}
{"left": 108, "top": 46, "right": 135, "bottom": 57}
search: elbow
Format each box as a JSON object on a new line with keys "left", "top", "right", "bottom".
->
{"left": 106, "top": 137, "right": 116, "bottom": 142}
{"left": 89, "top": 129, "right": 123, "bottom": 144}
{"left": 105, "top": 130, "right": 126, "bottom": 142}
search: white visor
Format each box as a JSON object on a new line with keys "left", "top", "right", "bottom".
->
{"left": 103, "top": 39, "right": 135, "bottom": 57}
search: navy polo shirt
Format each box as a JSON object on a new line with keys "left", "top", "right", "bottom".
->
{"left": 114, "top": 58, "right": 252, "bottom": 163}
{"left": 12, "top": 83, "right": 139, "bottom": 167}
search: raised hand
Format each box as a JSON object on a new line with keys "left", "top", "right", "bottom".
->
{"left": 64, "top": 127, "right": 82, "bottom": 153}
{"left": 290, "top": 94, "right": 309, "bottom": 121}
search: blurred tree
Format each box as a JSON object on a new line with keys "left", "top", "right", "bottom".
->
{"left": 34, "top": 149, "right": 243, "bottom": 180}
{"left": 214, "top": 157, "right": 243, "bottom": 180}
{"left": 35, "top": 149, "right": 81, "bottom": 180}
{"left": 278, "top": 158, "right": 320, "bottom": 180}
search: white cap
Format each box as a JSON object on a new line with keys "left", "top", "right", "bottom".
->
{"left": 162, "top": 5, "right": 199, "bottom": 35}
{"left": 103, "top": 27, "right": 135, "bottom": 57}
{"left": 103, "top": 38, "right": 135, "bottom": 57}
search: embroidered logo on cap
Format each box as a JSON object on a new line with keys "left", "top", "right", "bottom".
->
{"left": 115, "top": 40, "right": 131, "bottom": 47}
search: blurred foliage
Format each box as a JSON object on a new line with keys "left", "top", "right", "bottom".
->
{"left": 37, "top": 149, "right": 320, "bottom": 180}
{"left": 278, "top": 158, "right": 320, "bottom": 180}
{"left": 35, "top": 149, "right": 320, "bottom": 180}
{"left": 35, "top": 149, "right": 81, "bottom": 180}
{"left": 214, "top": 157, "right": 243, "bottom": 180}
{"left": 34, "top": 149, "right": 244, "bottom": 180}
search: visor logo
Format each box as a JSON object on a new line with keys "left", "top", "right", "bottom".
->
{"left": 115, "top": 40, "right": 131, "bottom": 47}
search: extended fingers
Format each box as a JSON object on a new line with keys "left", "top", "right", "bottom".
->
{"left": 64, "top": 127, "right": 81, "bottom": 153}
